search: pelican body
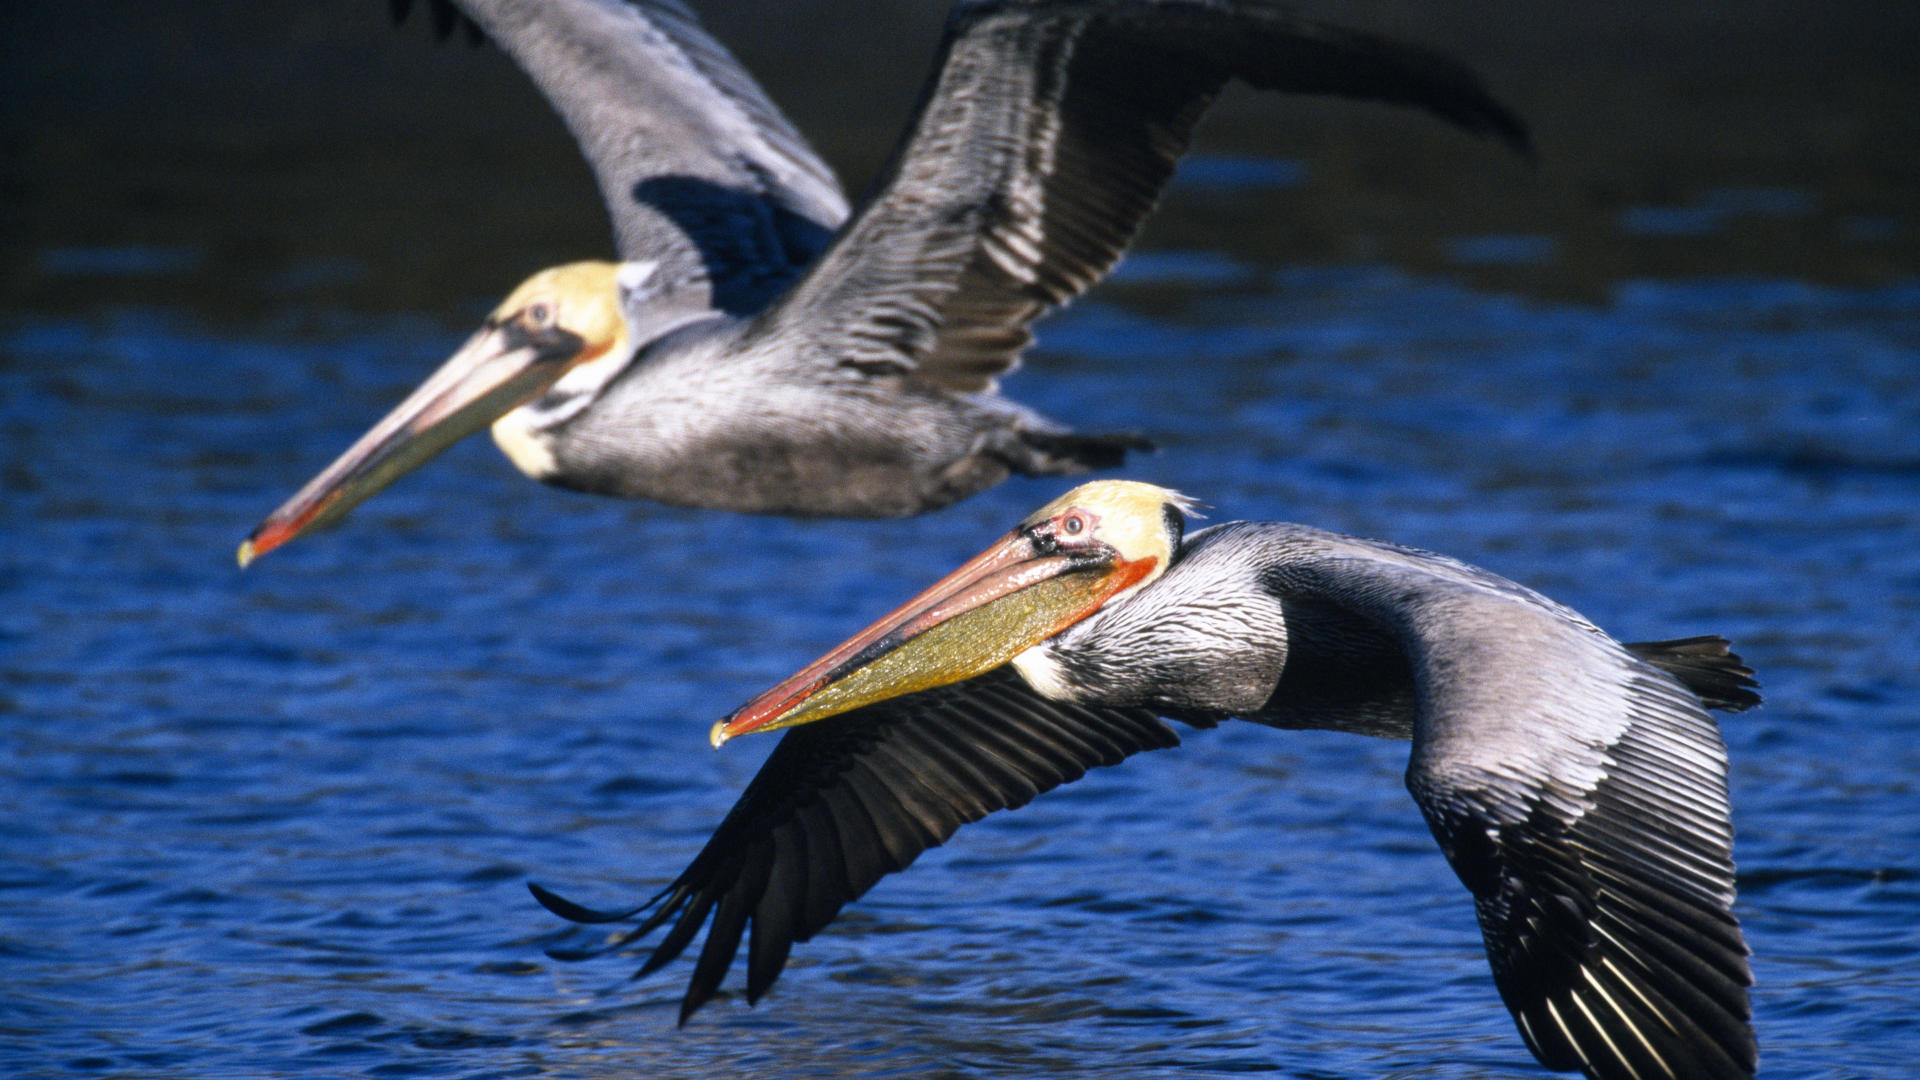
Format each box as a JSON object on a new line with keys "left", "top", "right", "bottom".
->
{"left": 239, "top": 0, "right": 1530, "bottom": 562}
{"left": 538, "top": 482, "right": 1758, "bottom": 1080}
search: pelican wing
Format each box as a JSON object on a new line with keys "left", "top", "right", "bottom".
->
{"left": 533, "top": 666, "right": 1187, "bottom": 1024}
{"left": 1623, "top": 636, "right": 1761, "bottom": 714}
{"left": 1403, "top": 611, "right": 1756, "bottom": 1079}
{"left": 406, "top": 0, "right": 849, "bottom": 309}
{"left": 745, "top": 0, "right": 1529, "bottom": 391}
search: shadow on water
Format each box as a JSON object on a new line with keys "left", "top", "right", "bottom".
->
{"left": 4, "top": 1, "right": 1919, "bottom": 1078}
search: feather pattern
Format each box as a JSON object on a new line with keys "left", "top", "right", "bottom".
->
{"left": 534, "top": 502, "right": 1753, "bottom": 1079}
{"left": 1171, "top": 522, "right": 1756, "bottom": 1080}
{"left": 533, "top": 666, "right": 1186, "bottom": 1022}
{"left": 750, "top": 0, "right": 1530, "bottom": 391}
{"left": 251, "top": 4, "right": 1534, "bottom": 530}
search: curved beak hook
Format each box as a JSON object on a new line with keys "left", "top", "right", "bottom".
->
{"left": 238, "top": 320, "right": 582, "bottom": 566}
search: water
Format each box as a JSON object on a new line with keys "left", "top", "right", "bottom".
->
{"left": 6, "top": 263, "right": 1917, "bottom": 1078}
{"left": 7, "top": 1, "right": 1920, "bottom": 1076}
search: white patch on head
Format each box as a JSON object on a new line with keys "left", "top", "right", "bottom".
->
{"left": 489, "top": 409, "right": 559, "bottom": 480}
{"left": 1012, "top": 644, "right": 1076, "bottom": 702}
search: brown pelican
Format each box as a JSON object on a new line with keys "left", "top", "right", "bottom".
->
{"left": 238, "top": 0, "right": 1529, "bottom": 564}
{"left": 534, "top": 481, "right": 1758, "bottom": 1080}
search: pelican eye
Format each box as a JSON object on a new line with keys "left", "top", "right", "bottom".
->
{"left": 523, "top": 301, "right": 555, "bottom": 330}
{"left": 1028, "top": 508, "right": 1099, "bottom": 555}
{"left": 1055, "top": 509, "right": 1098, "bottom": 546}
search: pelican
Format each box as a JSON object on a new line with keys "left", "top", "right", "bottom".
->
{"left": 535, "top": 481, "right": 1758, "bottom": 1080}
{"left": 238, "top": 0, "right": 1530, "bottom": 563}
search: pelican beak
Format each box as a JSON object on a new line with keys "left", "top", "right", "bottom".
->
{"left": 238, "top": 319, "right": 584, "bottom": 566}
{"left": 709, "top": 528, "right": 1158, "bottom": 748}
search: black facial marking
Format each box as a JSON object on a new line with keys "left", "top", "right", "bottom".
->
{"left": 1161, "top": 501, "right": 1186, "bottom": 550}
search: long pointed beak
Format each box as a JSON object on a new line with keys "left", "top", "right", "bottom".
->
{"left": 238, "top": 321, "right": 582, "bottom": 566}
{"left": 709, "top": 530, "right": 1158, "bottom": 747}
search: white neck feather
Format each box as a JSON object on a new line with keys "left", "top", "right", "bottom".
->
{"left": 1012, "top": 644, "right": 1077, "bottom": 702}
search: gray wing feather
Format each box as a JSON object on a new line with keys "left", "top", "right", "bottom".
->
{"left": 438, "top": 0, "right": 849, "bottom": 309}
{"left": 1208, "top": 522, "right": 1754, "bottom": 1079}
{"left": 1399, "top": 594, "right": 1755, "bottom": 1080}
{"left": 746, "top": 0, "right": 1529, "bottom": 391}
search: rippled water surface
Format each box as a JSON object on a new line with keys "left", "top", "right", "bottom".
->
{"left": 7, "top": 264, "right": 1917, "bottom": 1078}
{"left": 7, "top": 1, "right": 1920, "bottom": 1076}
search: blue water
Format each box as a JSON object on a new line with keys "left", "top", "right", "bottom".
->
{"left": 5, "top": 267, "right": 1918, "bottom": 1078}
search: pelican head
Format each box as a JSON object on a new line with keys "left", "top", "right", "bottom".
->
{"left": 239, "top": 261, "right": 626, "bottom": 566}
{"left": 710, "top": 480, "right": 1194, "bottom": 746}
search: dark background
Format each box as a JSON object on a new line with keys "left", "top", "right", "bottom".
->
{"left": 4, "top": 0, "right": 1915, "bottom": 322}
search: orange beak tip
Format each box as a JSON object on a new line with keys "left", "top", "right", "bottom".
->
{"left": 237, "top": 522, "right": 291, "bottom": 568}
{"left": 708, "top": 719, "right": 731, "bottom": 749}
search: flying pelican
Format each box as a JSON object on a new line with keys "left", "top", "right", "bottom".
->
{"left": 533, "top": 481, "right": 1758, "bottom": 1080}
{"left": 238, "top": 0, "right": 1530, "bottom": 564}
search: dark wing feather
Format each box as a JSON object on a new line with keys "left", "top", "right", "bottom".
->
{"left": 1624, "top": 636, "right": 1762, "bottom": 713}
{"left": 532, "top": 666, "right": 1185, "bottom": 1022}
{"left": 1409, "top": 639, "right": 1755, "bottom": 1080}
{"left": 747, "top": 0, "right": 1528, "bottom": 391}
{"left": 392, "top": 0, "right": 485, "bottom": 45}
{"left": 416, "top": 0, "right": 849, "bottom": 309}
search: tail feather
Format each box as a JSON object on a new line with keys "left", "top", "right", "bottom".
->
{"left": 1014, "top": 429, "right": 1155, "bottom": 474}
{"left": 1626, "top": 636, "right": 1762, "bottom": 713}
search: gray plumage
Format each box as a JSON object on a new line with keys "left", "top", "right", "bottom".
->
{"left": 1046, "top": 522, "right": 1757, "bottom": 1079}
{"left": 396, "top": 0, "right": 1530, "bottom": 516}
{"left": 243, "top": 2, "right": 1529, "bottom": 557}
{"left": 535, "top": 493, "right": 1756, "bottom": 1080}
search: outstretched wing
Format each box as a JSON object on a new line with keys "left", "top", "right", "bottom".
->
{"left": 1227, "top": 521, "right": 1756, "bottom": 1079}
{"left": 532, "top": 665, "right": 1194, "bottom": 1023}
{"left": 1406, "top": 612, "right": 1755, "bottom": 1080}
{"left": 404, "top": 0, "right": 849, "bottom": 310}
{"left": 745, "top": 0, "right": 1529, "bottom": 390}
